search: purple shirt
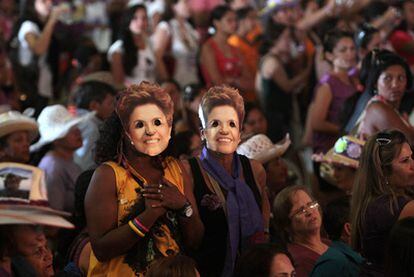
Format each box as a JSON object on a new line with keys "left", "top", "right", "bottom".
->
{"left": 312, "top": 73, "right": 356, "bottom": 153}
{"left": 38, "top": 152, "right": 82, "bottom": 213}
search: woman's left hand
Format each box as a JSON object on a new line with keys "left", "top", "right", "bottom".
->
{"left": 142, "top": 178, "right": 187, "bottom": 210}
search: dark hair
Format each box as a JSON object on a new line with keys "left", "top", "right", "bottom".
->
{"left": 351, "top": 130, "right": 409, "bottom": 250}
{"left": 244, "top": 102, "right": 264, "bottom": 119}
{"left": 162, "top": 0, "right": 180, "bottom": 22}
{"left": 386, "top": 217, "right": 414, "bottom": 277}
{"left": 73, "top": 170, "right": 95, "bottom": 230}
{"left": 171, "top": 130, "right": 198, "bottom": 158}
{"left": 210, "top": 4, "right": 232, "bottom": 27}
{"left": 259, "top": 21, "right": 289, "bottom": 56}
{"left": 355, "top": 23, "right": 379, "bottom": 49}
{"left": 323, "top": 29, "right": 354, "bottom": 53}
{"left": 182, "top": 83, "right": 204, "bottom": 102}
{"left": 145, "top": 255, "right": 198, "bottom": 277}
{"left": 72, "top": 39, "right": 99, "bottom": 70}
{"left": 119, "top": 4, "right": 147, "bottom": 76}
{"left": 359, "top": 49, "right": 393, "bottom": 87}
{"left": 74, "top": 81, "right": 116, "bottom": 110}
{"left": 235, "top": 6, "right": 254, "bottom": 21}
{"left": 234, "top": 243, "right": 295, "bottom": 277}
{"left": 364, "top": 50, "right": 413, "bottom": 94}
{"left": 323, "top": 196, "right": 351, "bottom": 241}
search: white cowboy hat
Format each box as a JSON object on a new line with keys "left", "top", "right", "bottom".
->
{"left": 0, "top": 111, "right": 38, "bottom": 141}
{"left": 237, "top": 134, "right": 291, "bottom": 164}
{"left": 0, "top": 162, "right": 73, "bottom": 228}
{"left": 30, "top": 105, "right": 92, "bottom": 152}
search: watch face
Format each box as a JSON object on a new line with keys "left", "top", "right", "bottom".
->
{"left": 184, "top": 205, "right": 193, "bottom": 217}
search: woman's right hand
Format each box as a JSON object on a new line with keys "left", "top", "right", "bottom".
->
{"left": 50, "top": 3, "right": 71, "bottom": 23}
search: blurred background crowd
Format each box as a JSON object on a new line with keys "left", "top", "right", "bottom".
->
{"left": 2, "top": 0, "right": 414, "bottom": 276}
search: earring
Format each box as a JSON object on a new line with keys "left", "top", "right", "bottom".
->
{"left": 130, "top": 140, "right": 134, "bottom": 145}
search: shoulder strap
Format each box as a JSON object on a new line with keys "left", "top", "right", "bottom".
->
{"left": 239, "top": 155, "right": 262, "bottom": 210}
{"left": 188, "top": 157, "right": 206, "bottom": 203}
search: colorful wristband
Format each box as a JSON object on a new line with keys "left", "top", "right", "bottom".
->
{"left": 134, "top": 217, "right": 149, "bottom": 233}
{"left": 128, "top": 220, "right": 145, "bottom": 237}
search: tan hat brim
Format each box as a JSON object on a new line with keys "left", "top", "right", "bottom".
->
{"left": 0, "top": 120, "right": 38, "bottom": 142}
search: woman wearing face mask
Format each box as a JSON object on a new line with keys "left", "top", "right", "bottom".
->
{"left": 108, "top": 4, "right": 161, "bottom": 85}
{"left": 357, "top": 51, "right": 414, "bottom": 144}
{"left": 351, "top": 130, "right": 414, "bottom": 275}
{"left": 182, "top": 85, "right": 270, "bottom": 277}
{"left": 85, "top": 82, "right": 203, "bottom": 276}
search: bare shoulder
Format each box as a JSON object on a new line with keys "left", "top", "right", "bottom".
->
{"left": 399, "top": 199, "right": 414, "bottom": 219}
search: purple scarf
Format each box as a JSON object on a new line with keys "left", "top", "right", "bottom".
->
{"left": 200, "top": 147, "right": 264, "bottom": 276}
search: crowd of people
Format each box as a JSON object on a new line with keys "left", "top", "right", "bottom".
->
{"left": 2, "top": 0, "right": 414, "bottom": 276}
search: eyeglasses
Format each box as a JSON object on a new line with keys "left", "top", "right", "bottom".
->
{"left": 290, "top": 201, "right": 319, "bottom": 218}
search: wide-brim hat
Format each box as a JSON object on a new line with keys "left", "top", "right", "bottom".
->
{"left": 322, "top": 136, "right": 365, "bottom": 168}
{"left": 30, "top": 105, "right": 93, "bottom": 152}
{"left": 0, "top": 111, "right": 38, "bottom": 142}
{"left": 0, "top": 162, "right": 73, "bottom": 228}
{"left": 79, "top": 71, "right": 124, "bottom": 91}
{"left": 237, "top": 134, "right": 291, "bottom": 164}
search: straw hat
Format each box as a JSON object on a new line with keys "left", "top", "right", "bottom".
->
{"left": 0, "top": 111, "right": 38, "bottom": 141}
{"left": 0, "top": 162, "right": 74, "bottom": 228}
{"left": 30, "top": 105, "right": 92, "bottom": 152}
{"left": 237, "top": 134, "right": 291, "bottom": 164}
{"left": 79, "top": 71, "right": 124, "bottom": 91}
{"left": 322, "top": 136, "right": 365, "bottom": 168}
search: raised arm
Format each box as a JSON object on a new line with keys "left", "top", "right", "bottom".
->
{"left": 152, "top": 23, "right": 171, "bottom": 82}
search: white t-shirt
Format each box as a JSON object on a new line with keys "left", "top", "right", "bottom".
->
{"left": 156, "top": 20, "right": 200, "bottom": 87}
{"left": 107, "top": 39, "right": 156, "bottom": 85}
{"left": 18, "top": 20, "right": 53, "bottom": 98}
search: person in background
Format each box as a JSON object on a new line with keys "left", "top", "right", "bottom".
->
{"left": 171, "top": 130, "right": 202, "bottom": 160}
{"left": 228, "top": 6, "right": 260, "bottom": 102}
{"left": 108, "top": 4, "right": 159, "bottom": 85}
{"left": 242, "top": 103, "right": 268, "bottom": 140}
{"left": 257, "top": 21, "right": 310, "bottom": 142}
{"left": 31, "top": 105, "right": 89, "bottom": 213}
{"left": 199, "top": 5, "right": 255, "bottom": 98}
{"left": 183, "top": 85, "right": 269, "bottom": 276}
{"left": 351, "top": 130, "right": 414, "bottom": 275}
{"left": 0, "top": 111, "right": 38, "bottom": 164}
{"left": 356, "top": 51, "right": 414, "bottom": 144}
{"left": 310, "top": 196, "right": 364, "bottom": 277}
{"left": 152, "top": 0, "right": 200, "bottom": 88}
{"left": 85, "top": 82, "right": 203, "bottom": 276}
{"left": 385, "top": 217, "right": 414, "bottom": 277}
{"left": 8, "top": 0, "right": 68, "bottom": 115}
{"left": 273, "top": 185, "right": 329, "bottom": 277}
{"left": 233, "top": 243, "right": 296, "bottom": 277}
{"left": 73, "top": 78, "right": 117, "bottom": 171}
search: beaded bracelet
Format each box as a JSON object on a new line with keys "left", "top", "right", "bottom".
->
{"left": 128, "top": 220, "right": 145, "bottom": 237}
{"left": 133, "top": 217, "right": 149, "bottom": 233}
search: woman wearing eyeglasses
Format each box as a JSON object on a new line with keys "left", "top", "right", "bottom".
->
{"left": 351, "top": 130, "right": 414, "bottom": 275}
{"left": 356, "top": 51, "right": 414, "bottom": 143}
{"left": 272, "top": 185, "right": 327, "bottom": 277}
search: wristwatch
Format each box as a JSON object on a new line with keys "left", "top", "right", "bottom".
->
{"left": 179, "top": 201, "right": 193, "bottom": 218}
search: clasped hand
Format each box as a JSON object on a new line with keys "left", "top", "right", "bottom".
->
{"left": 142, "top": 178, "right": 187, "bottom": 211}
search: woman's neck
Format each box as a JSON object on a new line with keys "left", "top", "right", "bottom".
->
{"left": 51, "top": 147, "right": 75, "bottom": 161}
{"left": 133, "top": 33, "right": 145, "bottom": 49}
{"left": 293, "top": 231, "right": 326, "bottom": 253}
{"left": 208, "top": 149, "right": 234, "bottom": 173}
{"left": 332, "top": 68, "right": 351, "bottom": 84}
{"left": 213, "top": 32, "right": 230, "bottom": 45}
